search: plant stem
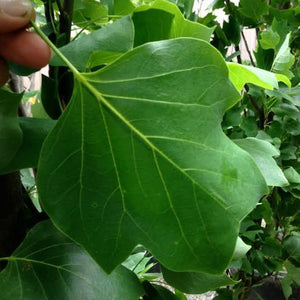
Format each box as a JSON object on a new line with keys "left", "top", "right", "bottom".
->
{"left": 59, "top": 0, "right": 74, "bottom": 46}
{"left": 30, "top": 20, "right": 79, "bottom": 77}
{"left": 241, "top": 31, "right": 256, "bottom": 67}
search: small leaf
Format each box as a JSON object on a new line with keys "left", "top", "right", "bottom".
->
{"left": 232, "top": 237, "right": 251, "bottom": 261}
{"left": 0, "top": 221, "right": 144, "bottom": 300}
{"left": 238, "top": 0, "right": 268, "bottom": 24}
{"left": 284, "top": 261, "right": 300, "bottom": 286}
{"left": 0, "top": 89, "right": 23, "bottom": 170}
{"left": 284, "top": 167, "right": 300, "bottom": 184}
{"left": 227, "top": 63, "right": 291, "bottom": 92}
{"left": 272, "top": 33, "right": 295, "bottom": 79}
{"left": 260, "top": 28, "right": 280, "bottom": 50}
{"left": 161, "top": 266, "right": 237, "bottom": 294}
{"left": 283, "top": 233, "right": 300, "bottom": 262}
{"left": 234, "top": 138, "right": 288, "bottom": 187}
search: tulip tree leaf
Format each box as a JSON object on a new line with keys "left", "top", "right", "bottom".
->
{"left": 0, "top": 89, "right": 23, "bottom": 170}
{"left": 234, "top": 138, "right": 288, "bottom": 187}
{"left": 37, "top": 38, "right": 267, "bottom": 275}
{"left": 51, "top": 16, "right": 134, "bottom": 71}
{"left": 272, "top": 33, "right": 295, "bottom": 79}
{"left": 133, "top": 0, "right": 214, "bottom": 46}
{"left": 0, "top": 221, "right": 143, "bottom": 300}
{"left": 227, "top": 63, "right": 291, "bottom": 92}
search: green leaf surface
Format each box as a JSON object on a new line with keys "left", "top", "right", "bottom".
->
{"left": 0, "top": 118, "right": 55, "bottom": 175}
{"left": 234, "top": 138, "right": 288, "bottom": 187}
{"left": 38, "top": 38, "right": 267, "bottom": 274}
{"left": 51, "top": 16, "right": 134, "bottom": 71}
{"left": 260, "top": 28, "right": 280, "bottom": 50}
{"left": 284, "top": 167, "right": 300, "bottom": 184}
{"left": 133, "top": 0, "right": 214, "bottom": 46}
{"left": 73, "top": 0, "right": 108, "bottom": 29}
{"left": 232, "top": 237, "right": 251, "bottom": 261}
{"left": 227, "top": 63, "right": 291, "bottom": 91}
{"left": 0, "top": 221, "right": 143, "bottom": 300}
{"left": 0, "top": 89, "right": 23, "bottom": 169}
{"left": 283, "top": 233, "right": 300, "bottom": 263}
{"left": 238, "top": 0, "right": 268, "bottom": 24}
{"left": 272, "top": 33, "right": 295, "bottom": 79}
{"left": 284, "top": 261, "right": 300, "bottom": 286}
{"left": 161, "top": 266, "right": 237, "bottom": 294}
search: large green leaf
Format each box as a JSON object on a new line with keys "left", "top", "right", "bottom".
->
{"left": 0, "top": 89, "right": 23, "bottom": 169}
{"left": 37, "top": 38, "right": 267, "bottom": 274}
{"left": 51, "top": 16, "right": 134, "bottom": 71}
{"left": 133, "top": 0, "right": 214, "bottom": 46}
{"left": 0, "top": 221, "right": 143, "bottom": 300}
{"left": 234, "top": 138, "right": 288, "bottom": 187}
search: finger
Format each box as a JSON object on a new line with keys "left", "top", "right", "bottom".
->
{"left": 0, "top": 30, "right": 51, "bottom": 69}
{"left": 0, "top": 0, "right": 34, "bottom": 34}
{"left": 0, "top": 59, "right": 9, "bottom": 86}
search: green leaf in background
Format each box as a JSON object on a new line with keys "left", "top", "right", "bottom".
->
{"left": 234, "top": 138, "right": 288, "bottom": 187}
{"left": 238, "top": 0, "right": 268, "bottom": 24}
{"left": 283, "top": 167, "right": 300, "bottom": 184}
{"left": 37, "top": 38, "right": 268, "bottom": 274}
{"left": 227, "top": 63, "right": 291, "bottom": 91}
{"left": 133, "top": 0, "right": 214, "bottom": 46}
{"left": 283, "top": 232, "right": 300, "bottom": 263}
{"left": 0, "top": 118, "right": 55, "bottom": 175}
{"left": 232, "top": 237, "right": 251, "bottom": 261}
{"left": 161, "top": 266, "right": 237, "bottom": 294}
{"left": 272, "top": 33, "right": 295, "bottom": 79}
{"left": 284, "top": 261, "right": 300, "bottom": 286}
{"left": 259, "top": 28, "right": 280, "bottom": 50}
{"left": 0, "top": 89, "right": 23, "bottom": 170}
{"left": 223, "top": 14, "right": 241, "bottom": 45}
{"left": 73, "top": 0, "right": 108, "bottom": 29}
{"left": 114, "top": 0, "right": 136, "bottom": 15}
{"left": 122, "top": 251, "right": 153, "bottom": 275}
{"left": 0, "top": 221, "right": 143, "bottom": 300}
{"left": 51, "top": 16, "right": 134, "bottom": 71}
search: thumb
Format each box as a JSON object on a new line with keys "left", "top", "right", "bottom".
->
{"left": 0, "top": 0, "right": 34, "bottom": 34}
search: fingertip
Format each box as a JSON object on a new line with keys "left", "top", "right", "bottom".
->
{"left": 0, "top": 31, "right": 51, "bottom": 69}
{"left": 0, "top": 0, "right": 34, "bottom": 33}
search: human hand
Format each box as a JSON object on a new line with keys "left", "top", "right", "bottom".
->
{"left": 0, "top": 0, "right": 51, "bottom": 86}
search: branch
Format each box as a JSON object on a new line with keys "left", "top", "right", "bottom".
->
{"left": 241, "top": 31, "right": 256, "bottom": 67}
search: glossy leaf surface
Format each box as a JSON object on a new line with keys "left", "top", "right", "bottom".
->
{"left": 0, "top": 221, "right": 143, "bottom": 300}
{"left": 38, "top": 38, "right": 267, "bottom": 274}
